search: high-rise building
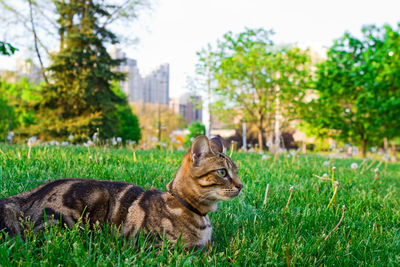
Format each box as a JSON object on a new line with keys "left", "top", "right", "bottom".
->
{"left": 170, "top": 93, "right": 202, "bottom": 124}
{"left": 109, "top": 45, "right": 169, "bottom": 105}
{"left": 142, "top": 64, "right": 169, "bottom": 105}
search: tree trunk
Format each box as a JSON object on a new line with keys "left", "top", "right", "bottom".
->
{"left": 59, "top": 0, "right": 65, "bottom": 50}
{"left": 273, "top": 85, "right": 281, "bottom": 153}
{"left": 390, "top": 143, "right": 397, "bottom": 161}
{"left": 384, "top": 137, "right": 389, "bottom": 152}
{"left": 361, "top": 139, "right": 367, "bottom": 158}
{"left": 258, "top": 128, "right": 263, "bottom": 151}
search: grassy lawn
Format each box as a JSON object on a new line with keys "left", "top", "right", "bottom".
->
{"left": 0, "top": 145, "right": 399, "bottom": 266}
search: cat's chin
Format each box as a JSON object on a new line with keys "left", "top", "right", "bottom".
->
{"left": 217, "top": 190, "right": 241, "bottom": 200}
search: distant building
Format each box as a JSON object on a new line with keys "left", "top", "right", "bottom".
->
{"left": 142, "top": 64, "right": 169, "bottom": 105}
{"left": 0, "top": 59, "right": 42, "bottom": 83}
{"left": 170, "top": 93, "right": 202, "bottom": 125}
{"left": 109, "top": 46, "right": 169, "bottom": 105}
{"left": 16, "top": 59, "right": 42, "bottom": 83}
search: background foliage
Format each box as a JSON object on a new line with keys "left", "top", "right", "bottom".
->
{"left": 184, "top": 121, "right": 206, "bottom": 146}
{"left": 197, "top": 28, "right": 312, "bottom": 149}
{"left": 301, "top": 24, "right": 400, "bottom": 156}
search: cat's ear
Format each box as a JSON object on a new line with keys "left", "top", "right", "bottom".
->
{"left": 210, "top": 136, "right": 224, "bottom": 154}
{"left": 191, "top": 136, "right": 211, "bottom": 165}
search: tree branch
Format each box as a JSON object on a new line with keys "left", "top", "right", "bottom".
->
{"left": 28, "top": 0, "right": 49, "bottom": 84}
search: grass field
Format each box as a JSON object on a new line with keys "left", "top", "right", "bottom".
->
{"left": 0, "top": 144, "right": 399, "bottom": 266}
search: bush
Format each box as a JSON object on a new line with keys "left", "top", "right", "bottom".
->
{"left": 184, "top": 121, "right": 205, "bottom": 146}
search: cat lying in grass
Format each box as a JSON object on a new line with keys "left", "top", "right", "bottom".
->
{"left": 0, "top": 136, "right": 243, "bottom": 249}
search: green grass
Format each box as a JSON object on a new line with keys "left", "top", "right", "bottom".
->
{"left": 0, "top": 145, "right": 399, "bottom": 266}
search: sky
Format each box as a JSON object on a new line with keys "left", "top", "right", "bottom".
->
{"left": 2, "top": 0, "right": 400, "bottom": 98}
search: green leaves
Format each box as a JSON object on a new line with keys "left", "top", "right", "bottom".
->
{"left": 0, "top": 41, "right": 18, "bottom": 56}
{"left": 304, "top": 24, "right": 400, "bottom": 156}
{"left": 185, "top": 121, "right": 206, "bottom": 146}
{"left": 28, "top": 0, "right": 132, "bottom": 141}
{"left": 197, "top": 28, "right": 312, "bottom": 148}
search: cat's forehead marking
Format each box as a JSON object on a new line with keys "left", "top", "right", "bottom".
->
{"left": 216, "top": 152, "right": 237, "bottom": 170}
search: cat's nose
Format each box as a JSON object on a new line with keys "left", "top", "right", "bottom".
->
{"left": 235, "top": 183, "right": 243, "bottom": 190}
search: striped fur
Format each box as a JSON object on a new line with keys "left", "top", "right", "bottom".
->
{"left": 0, "top": 136, "right": 243, "bottom": 248}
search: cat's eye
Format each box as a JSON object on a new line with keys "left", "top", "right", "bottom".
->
{"left": 216, "top": 169, "right": 228, "bottom": 177}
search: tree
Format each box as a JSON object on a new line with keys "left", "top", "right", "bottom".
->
{"left": 185, "top": 121, "right": 205, "bottom": 146}
{"left": 198, "top": 28, "right": 311, "bottom": 149}
{"left": 25, "top": 0, "right": 128, "bottom": 141}
{"left": 303, "top": 24, "right": 400, "bottom": 157}
{"left": 0, "top": 0, "right": 150, "bottom": 81}
{"left": 0, "top": 78, "right": 41, "bottom": 141}
{"left": 0, "top": 95, "right": 12, "bottom": 141}
{"left": 132, "top": 102, "right": 186, "bottom": 144}
{"left": 194, "top": 44, "right": 218, "bottom": 137}
{"left": 111, "top": 82, "right": 141, "bottom": 143}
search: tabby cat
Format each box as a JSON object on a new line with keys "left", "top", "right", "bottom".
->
{"left": 0, "top": 136, "right": 243, "bottom": 248}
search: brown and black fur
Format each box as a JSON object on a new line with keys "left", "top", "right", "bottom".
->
{"left": 0, "top": 136, "right": 243, "bottom": 248}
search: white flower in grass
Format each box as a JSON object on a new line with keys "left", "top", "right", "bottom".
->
{"left": 50, "top": 140, "right": 60, "bottom": 146}
{"left": 266, "top": 141, "right": 273, "bottom": 147}
{"left": 84, "top": 140, "right": 94, "bottom": 147}
{"left": 99, "top": 156, "right": 103, "bottom": 161}
{"left": 7, "top": 131, "right": 14, "bottom": 142}
{"left": 177, "top": 146, "right": 184, "bottom": 151}
{"left": 61, "top": 141, "right": 69, "bottom": 146}
{"left": 259, "top": 150, "right": 264, "bottom": 155}
{"left": 323, "top": 161, "right": 330, "bottom": 166}
{"left": 152, "top": 137, "right": 158, "bottom": 142}
{"left": 322, "top": 173, "right": 329, "bottom": 178}
{"left": 89, "top": 155, "right": 93, "bottom": 160}
{"left": 373, "top": 168, "right": 379, "bottom": 173}
{"left": 345, "top": 108, "right": 350, "bottom": 113}
{"left": 261, "top": 155, "right": 270, "bottom": 160}
{"left": 111, "top": 137, "right": 117, "bottom": 146}
{"left": 92, "top": 132, "right": 98, "bottom": 141}
{"left": 289, "top": 186, "right": 295, "bottom": 192}
{"left": 351, "top": 163, "right": 358, "bottom": 169}
{"left": 382, "top": 154, "right": 389, "bottom": 161}
{"left": 190, "top": 137, "right": 195, "bottom": 142}
{"left": 117, "top": 137, "right": 122, "bottom": 143}
{"left": 68, "top": 134, "right": 74, "bottom": 141}
{"left": 28, "top": 136, "right": 37, "bottom": 145}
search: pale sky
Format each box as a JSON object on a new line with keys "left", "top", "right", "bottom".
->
{"left": 1, "top": 0, "right": 400, "bottom": 98}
